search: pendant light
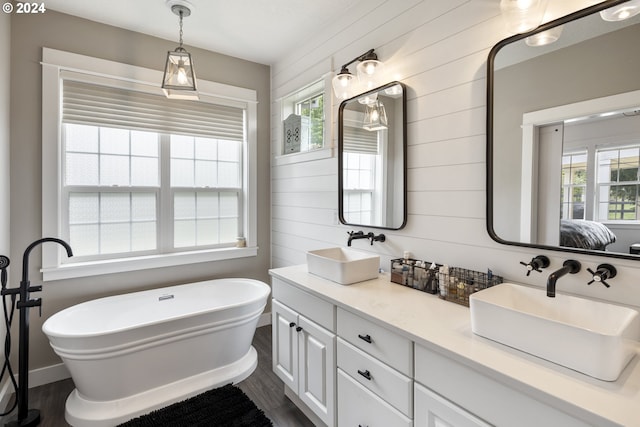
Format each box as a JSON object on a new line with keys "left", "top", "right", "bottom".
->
{"left": 162, "top": 1, "right": 198, "bottom": 100}
{"left": 363, "top": 100, "right": 388, "bottom": 132}
{"left": 500, "top": 0, "right": 549, "bottom": 34}
{"left": 600, "top": 0, "right": 640, "bottom": 21}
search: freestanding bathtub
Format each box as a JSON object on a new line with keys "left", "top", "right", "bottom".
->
{"left": 42, "top": 278, "right": 270, "bottom": 427}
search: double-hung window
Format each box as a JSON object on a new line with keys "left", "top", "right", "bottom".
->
{"left": 42, "top": 48, "right": 257, "bottom": 280}
{"left": 560, "top": 144, "right": 640, "bottom": 223}
{"left": 596, "top": 146, "right": 640, "bottom": 221}
{"left": 561, "top": 151, "right": 587, "bottom": 220}
{"left": 342, "top": 125, "right": 382, "bottom": 226}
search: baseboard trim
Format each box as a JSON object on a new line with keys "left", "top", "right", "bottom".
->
{"left": 0, "top": 377, "right": 14, "bottom": 413}
{"left": 0, "top": 363, "right": 71, "bottom": 412}
{"left": 257, "top": 311, "right": 271, "bottom": 328}
{"left": 28, "top": 363, "right": 71, "bottom": 388}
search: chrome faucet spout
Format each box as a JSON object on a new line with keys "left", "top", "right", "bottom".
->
{"left": 546, "top": 259, "right": 581, "bottom": 298}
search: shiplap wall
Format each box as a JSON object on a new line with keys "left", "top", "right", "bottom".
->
{"left": 270, "top": 0, "right": 640, "bottom": 308}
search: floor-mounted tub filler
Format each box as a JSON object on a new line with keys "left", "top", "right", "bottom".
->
{"left": 42, "top": 278, "right": 270, "bottom": 427}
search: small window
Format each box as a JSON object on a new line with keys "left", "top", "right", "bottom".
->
{"left": 295, "top": 93, "right": 324, "bottom": 151}
{"left": 281, "top": 80, "right": 325, "bottom": 154}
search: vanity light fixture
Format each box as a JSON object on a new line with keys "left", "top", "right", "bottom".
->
{"left": 600, "top": 0, "right": 640, "bottom": 21}
{"left": 525, "top": 25, "right": 563, "bottom": 46}
{"left": 500, "top": 0, "right": 549, "bottom": 34}
{"left": 362, "top": 100, "right": 388, "bottom": 131}
{"left": 162, "top": 0, "right": 198, "bottom": 100}
{"left": 332, "top": 49, "right": 385, "bottom": 100}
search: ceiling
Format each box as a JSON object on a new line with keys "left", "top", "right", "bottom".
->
{"left": 40, "top": 0, "right": 359, "bottom": 65}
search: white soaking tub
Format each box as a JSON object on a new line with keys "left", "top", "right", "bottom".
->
{"left": 42, "top": 278, "right": 270, "bottom": 427}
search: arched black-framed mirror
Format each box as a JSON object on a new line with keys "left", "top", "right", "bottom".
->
{"left": 487, "top": 0, "right": 640, "bottom": 260}
{"left": 338, "top": 81, "right": 407, "bottom": 230}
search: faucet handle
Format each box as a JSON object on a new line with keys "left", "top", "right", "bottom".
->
{"left": 587, "top": 263, "right": 617, "bottom": 288}
{"left": 519, "top": 255, "right": 550, "bottom": 276}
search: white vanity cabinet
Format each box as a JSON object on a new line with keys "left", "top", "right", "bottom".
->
{"left": 414, "top": 382, "right": 491, "bottom": 427}
{"left": 336, "top": 307, "right": 413, "bottom": 426}
{"left": 269, "top": 266, "right": 629, "bottom": 427}
{"left": 272, "top": 278, "right": 336, "bottom": 427}
{"left": 414, "top": 344, "right": 595, "bottom": 427}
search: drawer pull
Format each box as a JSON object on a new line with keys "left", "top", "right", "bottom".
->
{"left": 357, "top": 369, "right": 372, "bottom": 380}
{"left": 289, "top": 322, "right": 296, "bottom": 328}
{"left": 296, "top": 326, "right": 303, "bottom": 332}
{"left": 358, "top": 334, "right": 372, "bottom": 344}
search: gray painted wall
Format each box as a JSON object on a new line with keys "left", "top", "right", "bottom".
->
{"left": 9, "top": 11, "right": 271, "bottom": 371}
{"left": 0, "top": 5, "right": 10, "bottom": 398}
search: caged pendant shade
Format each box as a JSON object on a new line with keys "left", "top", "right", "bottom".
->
{"left": 363, "top": 100, "right": 388, "bottom": 132}
{"left": 162, "top": 2, "right": 198, "bottom": 100}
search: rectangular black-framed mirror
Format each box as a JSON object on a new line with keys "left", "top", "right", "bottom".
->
{"left": 338, "top": 81, "right": 407, "bottom": 230}
{"left": 487, "top": 0, "right": 640, "bottom": 260}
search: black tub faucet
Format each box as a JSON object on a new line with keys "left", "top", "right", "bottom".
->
{"left": 11, "top": 237, "right": 73, "bottom": 427}
{"left": 547, "top": 259, "right": 581, "bottom": 298}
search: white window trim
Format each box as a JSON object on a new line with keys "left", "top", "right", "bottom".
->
{"left": 41, "top": 47, "right": 258, "bottom": 281}
{"left": 273, "top": 74, "right": 335, "bottom": 165}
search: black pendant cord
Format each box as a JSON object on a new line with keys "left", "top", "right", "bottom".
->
{"left": 0, "top": 256, "right": 18, "bottom": 417}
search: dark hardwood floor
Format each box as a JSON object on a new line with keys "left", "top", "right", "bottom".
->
{"left": 0, "top": 325, "right": 314, "bottom": 427}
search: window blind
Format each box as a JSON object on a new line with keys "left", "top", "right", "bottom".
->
{"left": 62, "top": 80, "right": 245, "bottom": 141}
{"left": 343, "top": 126, "right": 379, "bottom": 154}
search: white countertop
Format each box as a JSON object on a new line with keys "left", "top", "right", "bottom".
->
{"left": 269, "top": 264, "right": 640, "bottom": 427}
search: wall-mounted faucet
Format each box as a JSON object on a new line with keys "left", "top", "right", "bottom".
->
{"left": 546, "top": 259, "right": 581, "bottom": 298}
{"left": 347, "top": 231, "right": 369, "bottom": 246}
{"left": 369, "top": 233, "right": 385, "bottom": 245}
{"left": 347, "top": 231, "right": 386, "bottom": 246}
{"left": 587, "top": 263, "right": 617, "bottom": 288}
{"left": 519, "top": 255, "right": 550, "bottom": 276}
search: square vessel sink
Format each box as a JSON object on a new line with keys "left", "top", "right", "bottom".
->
{"left": 306, "top": 247, "right": 379, "bottom": 285}
{"left": 470, "top": 283, "right": 640, "bottom": 381}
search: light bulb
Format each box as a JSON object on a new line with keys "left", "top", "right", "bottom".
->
{"left": 177, "top": 62, "right": 188, "bottom": 85}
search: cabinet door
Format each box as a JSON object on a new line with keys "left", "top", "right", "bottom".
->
{"left": 415, "top": 382, "right": 491, "bottom": 427}
{"left": 272, "top": 300, "right": 299, "bottom": 391}
{"left": 338, "top": 370, "right": 412, "bottom": 427}
{"left": 298, "top": 314, "right": 336, "bottom": 427}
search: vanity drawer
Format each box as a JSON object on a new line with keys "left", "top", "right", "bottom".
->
{"left": 338, "top": 369, "right": 412, "bottom": 427}
{"left": 272, "top": 277, "right": 335, "bottom": 332}
{"left": 337, "top": 338, "right": 412, "bottom": 417}
{"left": 337, "top": 307, "right": 412, "bottom": 376}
